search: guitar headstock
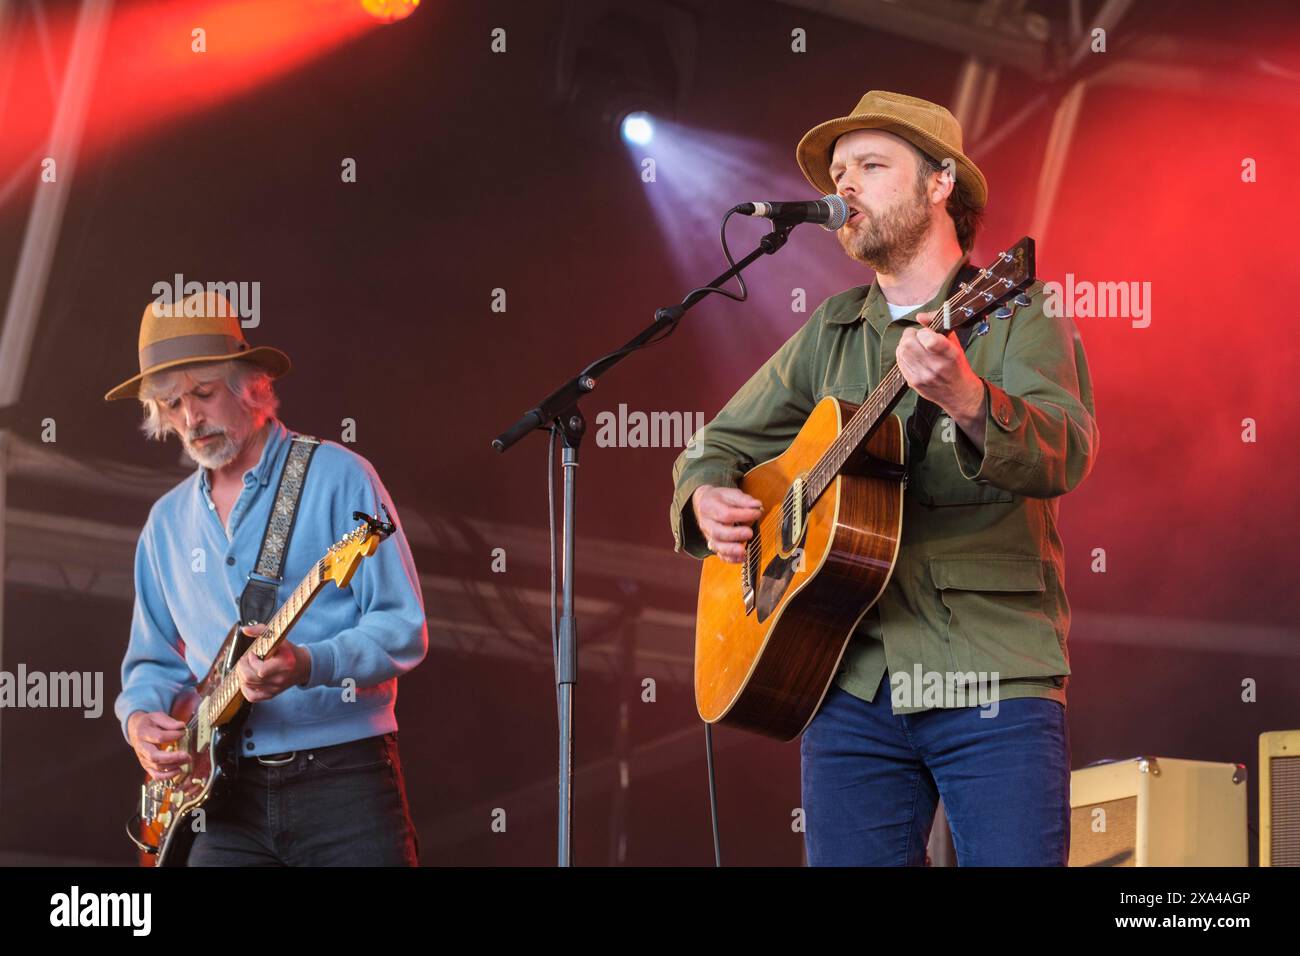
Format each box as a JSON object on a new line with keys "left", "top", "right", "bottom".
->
{"left": 937, "top": 236, "right": 1036, "bottom": 336}
{"left": 321, "top": 504, "right": 397, "bottom": 588}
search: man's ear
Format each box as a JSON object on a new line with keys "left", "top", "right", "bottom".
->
{"left": 931, "top": 167, "right": 955, "bottom": 205}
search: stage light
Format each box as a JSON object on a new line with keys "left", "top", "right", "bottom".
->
{"left": 621, "top": 112, "right": 655, "bottom": 146}
{"left": 361, "top": 0, "right": 419, "bottom": 23}
{"left": 549, "top": 4, "right": 697, "bottom": 151}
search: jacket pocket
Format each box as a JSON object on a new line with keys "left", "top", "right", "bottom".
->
{"left": 928, "top": 554, "right": 1069, "bottom": 682}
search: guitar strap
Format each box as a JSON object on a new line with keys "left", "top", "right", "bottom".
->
{"left": 238, "top": 433, "right": 322, "bottom": 626}
{"left": 904, "top": 262, "right": 985, "bottom": 466}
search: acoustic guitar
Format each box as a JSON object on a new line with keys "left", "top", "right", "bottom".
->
{"left": 694, "top": 238, "right": 1036, "bottom": 740}
{"left": 125, "top": 508, "right": 395, "bottom": 866}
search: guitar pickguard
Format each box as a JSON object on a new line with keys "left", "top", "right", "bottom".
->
{"left": 754, "top": 539, "right": 806, "bottom": 623}
{"left": 753, "top": 475, "right": 812, "bottom": 622}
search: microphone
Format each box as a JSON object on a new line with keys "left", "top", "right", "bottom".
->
{"left": 734, "top": 193, "right": 849, "bottom": 230}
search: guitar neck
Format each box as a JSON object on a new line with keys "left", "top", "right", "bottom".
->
{"left": 188, "top": 510, "right": 393, "bottom": 749}
{"left": 804, "top": 240, "right": 1036, "bottom": 502}
{"left": 209, "top": 559, "right": 328, "bottom": 714}
{"left": 251, "top": 560, "right": 327, "bottom": 657}
{"left": 806, "top": 360, "right": 914, "bottom": 502}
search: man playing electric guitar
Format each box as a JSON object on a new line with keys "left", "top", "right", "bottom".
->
{"left": 670, "top": 91, "right": 1099, "bottom": 866}
{"left": 107, "top": 290, "right": 429, "bottom": 866}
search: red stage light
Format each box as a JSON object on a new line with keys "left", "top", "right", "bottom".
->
{"left": 360, "top": 0, "right": 420, "bottom": 23}
{"left": 0, "top": 0, "right": 380, "bottom": 188}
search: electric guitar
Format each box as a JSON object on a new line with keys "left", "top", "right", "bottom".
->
{"left": 126, "top": 508, "right": 396, "bottom": 866}
{"left": 694, "top": 238, "right": 1036, "bottom": 740}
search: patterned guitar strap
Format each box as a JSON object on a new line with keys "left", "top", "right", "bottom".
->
{"left": 238, "top": 434, "right": 322, "bottom": 626}
{"left": 904, "top": 262, "right": 985, "bottom": 466}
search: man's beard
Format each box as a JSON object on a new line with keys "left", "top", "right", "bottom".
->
{"left": 837, "top": 182, "right": 931, "bottom": 274}
{"left": 183, "top": 427, "right": 240, "bottom": 470}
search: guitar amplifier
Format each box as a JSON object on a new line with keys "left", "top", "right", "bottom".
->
{"left": 1068, "top": 757, "right": 1247, "bottom": 867}
{"left": 1260, "top": 731, "right": 1300, "bottom": 866}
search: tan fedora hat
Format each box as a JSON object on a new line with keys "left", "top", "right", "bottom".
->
{"left": 796, "top": 90, "right": 988, "bottom": 209}
{"left": 104, "top": 290, "right": 291, "bottom": 402}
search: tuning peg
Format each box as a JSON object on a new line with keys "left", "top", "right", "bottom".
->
{"left": 994, "top": 292, "right": 1033, "bottom": 320}
{"left": 972, "top": 319, "right": 990, "bottom": 336}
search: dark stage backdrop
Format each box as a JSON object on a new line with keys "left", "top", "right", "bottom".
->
{"left": 0, "top": 0, "right": 1297, "bottom": 865}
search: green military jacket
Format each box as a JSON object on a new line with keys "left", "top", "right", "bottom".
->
{"left": 670, "top": 254, "right": 1099, "bottom": 714}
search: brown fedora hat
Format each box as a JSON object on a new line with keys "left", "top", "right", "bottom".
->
{"left": 796, "top": 90, "right": 988, "bottom": 209}
{"left": 104, "top": 290, "right": 291, "bottom": 402}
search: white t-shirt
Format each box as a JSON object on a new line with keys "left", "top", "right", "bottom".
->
{"left": 886, "top": 300, "right": 924, "bottom": 321}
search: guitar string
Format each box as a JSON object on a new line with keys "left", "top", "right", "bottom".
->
{"left": 196, "top": 556, "right": 329, "bottom": 734}
{"left": 804, "top": 265, "right": 1019, "bottom": 499}
{"left": 741, "top": 269, "right": 1016, "bottom": 569}
{"left": 750, "top": 266, "right": 1020, "bottom": 564}
{"left": 176, "top": 555, "right": 329, "bottom": 786}
{"left": 162, "top": 532, "right": 381, "bottom": 806}
{"left": 781, "top": 265, "right": 1016, "bottom": 514}
{"left": 745, "top": 280, "right": 992, "bottom": 553}
{"left": 743, "top": 358, "right": 910, "bottom": 567}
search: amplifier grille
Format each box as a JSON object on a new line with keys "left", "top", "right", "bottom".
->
{"left": 1270, "top": 754, "right": 1300, "bottom": 866}
{"left": 1070, "top": 796, "right": 1136, "bottom": 867}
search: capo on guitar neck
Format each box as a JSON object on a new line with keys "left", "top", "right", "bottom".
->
{"left": 352, "top": 502, "right": 397, "bottom": 538}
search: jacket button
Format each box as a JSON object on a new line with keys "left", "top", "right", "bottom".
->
{"left": 226, "top": 556, "right": 235, "bottom": 566}
{"left": 245, "top": 741, "right": 254, "bottom": 751}
{"left": 244, "top": 728, "right": 253, "bottom": 738}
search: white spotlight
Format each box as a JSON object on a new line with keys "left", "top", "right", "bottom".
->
{"left": 621, "top": 112, "right": 655, "bottom": 146}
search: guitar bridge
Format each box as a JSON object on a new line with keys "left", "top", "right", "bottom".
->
{"left": 140, "top": 779, "right": 166, "bottom": 824}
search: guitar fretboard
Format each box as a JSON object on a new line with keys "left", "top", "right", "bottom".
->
{"left": 804, "top": 250, "right": 1026, "bottom": 502}
{"left": 806, "top": 362, "right": 910, "bottom": 501}
{"left": 203, "top": 557, "right": 327, "bottom": 721}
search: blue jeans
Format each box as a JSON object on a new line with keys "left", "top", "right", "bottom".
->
{"left": 187, "top": 732, "right": 419, "bottom": 866}
{"left": 800, "top": 675, "right": 1070, "bottom": 866}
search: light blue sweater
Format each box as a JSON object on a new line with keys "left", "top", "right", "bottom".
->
{"left": 114, "top": 418, "right": 428, "bottom": 755}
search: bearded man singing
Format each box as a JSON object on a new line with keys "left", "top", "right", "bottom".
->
{"left": 670, "top": 91, "right": 1099, "bottom": 866}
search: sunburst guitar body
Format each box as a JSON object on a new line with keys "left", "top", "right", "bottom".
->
{"left": 695, "top": 403, "right": 904, "bottom": 740}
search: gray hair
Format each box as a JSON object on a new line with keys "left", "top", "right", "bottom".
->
{"left": 137, "top": 359, "right": 280, "bottom": 442}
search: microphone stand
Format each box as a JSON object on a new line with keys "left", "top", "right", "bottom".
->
{"left": 491, "top": 218, "right": 799, "bottom": 867}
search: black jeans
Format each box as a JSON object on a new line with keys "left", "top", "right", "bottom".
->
{"left": 187, "top": 732, "right": 419, "bottom": 866}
